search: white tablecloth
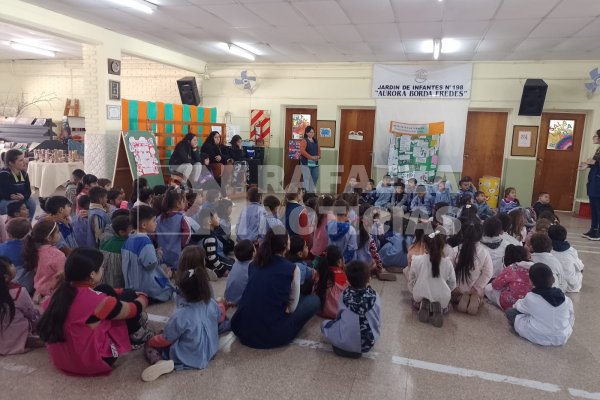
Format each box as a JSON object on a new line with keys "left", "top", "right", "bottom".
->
{"left": 27, "top": 161, "right": 84, "bottom": 197}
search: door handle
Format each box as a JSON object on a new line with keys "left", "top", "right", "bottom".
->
{"left": 537, "top": 158, "right": 543, "bottom": 162}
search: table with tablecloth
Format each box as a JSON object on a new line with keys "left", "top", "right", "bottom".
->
{"left": 27, "top": 161, "right": 84, "bottom": 197}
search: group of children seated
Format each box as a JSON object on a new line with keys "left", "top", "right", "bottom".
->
{"left": 0, "top": 169, "right": 582, "bottom": 382}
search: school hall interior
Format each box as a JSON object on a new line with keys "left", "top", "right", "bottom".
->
{"left": 1, "top": 0, "right": 600, "bottom": 399}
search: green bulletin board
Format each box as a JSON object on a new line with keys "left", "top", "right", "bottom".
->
{"left": 113, "top": 131, "right": 165, "bottom": 196}
{"left": 388, "top": 134, "right": 440, "bottom": 182}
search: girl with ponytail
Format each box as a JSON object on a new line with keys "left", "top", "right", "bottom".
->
{"left": 408, "top": 231, "right": 456, "bottom": 328}
{"left": 38, "top": 248, "right": 149, "bottom": 376}
{"left": 23, "top": 219, "right": 66, "bottom": 301}
{"left": 0, "top": 256, "right": 40, "bottom": 355}
{"left": 155, "top": 188, "right": 191, "bottom": 271}
{"left": 449, "top": 222, "right": 493, "bottom": 315}
{"left": 313, "top": 244, "right": 348, "bottom": 319}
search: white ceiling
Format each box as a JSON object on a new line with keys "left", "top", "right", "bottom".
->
{"left": 0, "top": 21, "right": 82, "bottom": 60}
{"left": 13, "top": 0, "right": 600, "bottom": 62}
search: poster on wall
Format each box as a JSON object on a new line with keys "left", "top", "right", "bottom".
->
{"left": 547, "top": 119, "right": 574, "bottom": 151}
{"left": 288, "top": 140, "right": 301, "bottom": 159}
{"left": 372, "top": 64, "right": 472, "bottom": 99}
{"left": 292, "top": 114, "right": 311, "bottom": 139}
{"left": 250, "top": 109, "right": 271, "bottom": 146}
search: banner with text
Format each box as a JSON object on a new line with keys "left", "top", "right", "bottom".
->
{"left": 372, "top": 64, "right": 472, "bottom": 99}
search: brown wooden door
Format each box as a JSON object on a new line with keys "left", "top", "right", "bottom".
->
{"left": 533, "top": 113, "right": 585, "bottom": 211}
{"left": 462, "top": 111, "right": 508, "bottom": 185}
{"left": 338, "top": 109, "right": 375, "bottom": 193}
{"left": 284, "top": 108, "right": 317, "bottom": 189}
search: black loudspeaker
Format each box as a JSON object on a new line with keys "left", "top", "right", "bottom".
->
{"left": 518, "top": 79, "right": 547, "bottom": 116}
{"left": 177, "top": 76, "right": 200, "bottom": 106}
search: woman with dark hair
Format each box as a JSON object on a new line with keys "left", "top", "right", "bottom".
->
{"left": 169, "top": 133, "right": 203, "bottom": 186}
{"left": 223, "top": 134, "right": 248, "bottom": 193}
{"left": 201, "top": 131, "right": 232, "bottom": 193}
{"left": 226, "top": 134, "right": 244, "bottom": 162}
{"left": 0, "top": 149, "right": 35, "bottom": 218}
{"left": 231, "top": 229, "right": 320, "bottom": 349}
{"left": 581, "top": 129, "right": 600, "bottom": 240}
{"left": 299, "top": 125, "right": 321, "bottom": 193}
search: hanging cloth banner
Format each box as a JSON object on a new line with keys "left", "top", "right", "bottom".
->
{"left": 372, "top": 64, "right": 472, "bottom": 99}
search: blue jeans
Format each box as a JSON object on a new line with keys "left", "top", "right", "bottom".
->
{"left": 0, "top": 197, "right": 36, "bottom": 220}
{"left": 301, "top": 166, "right": 319, "bottom": 193}
{"left": 590, "top": 196, "right": 600, "bottom": 230}
{"left": 287, "top": 294, "right": 320, "bottom": 335}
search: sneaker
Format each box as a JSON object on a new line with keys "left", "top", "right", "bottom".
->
{"left": 139, "top": 312, "right": 148, "bottom": 329}
{"left": 430, "top": 302, "right": 443, "bottom": 328}
{"left": 585, "top": 231, "right": 600, "bottom": 241}
{"left": 141, "top": 360, "right": 175, "bottom": 382}
{"left": 457, "top": 294, "right": 470, "bottom": 313}
{"left": 418, "top": 299, "right": 431, "bottom": 323}
{"left": 130, "top": 327, "right": 155, "bottom": 345}
{"left": 467, "top": 294, "right": 481, "bottom": 315}
{"left": 386, "top": 267, "right": 404, "bottom": 274}
{"left": 582, "top": 229, "right": 595, "bottom": 238}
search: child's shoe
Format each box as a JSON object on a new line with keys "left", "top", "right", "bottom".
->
{"left": 457, "top": 294, "right": 470, "bottom": 313}
{"left": 467, "top": 294, "right": 481, "bottom": 315}
{"left": 141, "top": 360, "right": 175, "bottom": 382}
{"left": 418, "top": 299, "right": 431, "bottom": 323}
{"left": 430, "top": 302, "right": 443, "bottom": 328}
{"left": 130, "top": 326, "right": 155, "bottom": 346}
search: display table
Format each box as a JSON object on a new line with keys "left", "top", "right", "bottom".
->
{"left": 27, "top": 161, "right": 84, "bottom": 197}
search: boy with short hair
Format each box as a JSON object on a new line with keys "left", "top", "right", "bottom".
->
{"left": 505, "top": 263, "right": 574, "bottom": 346}
{"left": 474, "top": 191, "right": 493, "bottom": 220}
{"left": 321, "top": 260, "right": 381, "bottom": 358}
{"left": 260, "top": 195, "right": 284, "bottom": 241}
{"left": 533, "top": 192, "right": 555, "bottom": 218}
{"left": 122, "top": 205, "right": 174, "bottom": 302}
{"left": 224, "top": 239, "right": 255, "bottom": 305}
{"left": 45, "top": 195, "right": 77, "bottom": 254}
{"left": 107, "top": 188, "right": 124, "bottom": 216}
{"left": 192, "top": 208, "right": 234, "bottom": 278}
{"left": 361, "top": 179, "right": 377, "bottom": 205}
{"left": 88, "top": 186, "right": 110, "bottom": 248}
{"left": 287, "top": 235, "right": 315, "bottom": 295}
{"left": 458, "top": 176, "right": 477, "bottom": 196}
{"left": 236, "top": 187, "right": 265, "bottom": 243}
{"left": 410, "top": 185, "right": 432, "bottom": 217}
{"left": 480, "top": 216, "right": 510, "bottom": 277}
{"left": 392, "top": 180, "right": 408, "bottom": 210}
{"left": 327, "top": 199, "right": 358, "bottom": 264}
{"left": 100, "top": 214, "right": 131, "bottom": 288}
{"left": 6, "top": 201, "right": 29, "bottom": 220}
{"left": 374, "top": 174, "right": 394, "bottom": 208}
{"left": 433, "top": 181, "right": 453, "bottom": 206}
{"left": 65, "top": 169, "right": 85, "bottom": 213}
{"left": 0, "top": 218, "right": 32, "bottom": 293}
{"left": 548, "top": 224, "right": 584, "bottom": 293}
{"left": 530, "top": 233, "right": 565, "bottom": 292}
{"left": 202, "top": 189, "right": 220, "bottom": 211}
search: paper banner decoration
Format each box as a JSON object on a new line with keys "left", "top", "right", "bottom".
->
{"left": 389, "top": 121, "right": 445, "bottom": 135}
{"left": 250, "top": 109, "right": 271, "bottom": 145}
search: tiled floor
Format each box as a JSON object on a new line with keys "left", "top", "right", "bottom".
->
{"left": 3, "top": 210, "right": 599, "bottom": 400}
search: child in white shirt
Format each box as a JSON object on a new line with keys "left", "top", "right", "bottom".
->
{"left": 548, "top": 225, "right": 583, "bottom": 293}
{"left": 530, "top": 233, "right": 565, "bottom": 292}
{"left": 505, "top": 263, "right": 574, "bottom": 346}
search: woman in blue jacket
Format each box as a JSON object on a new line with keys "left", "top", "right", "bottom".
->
{"left": 581, "top": 129, "right": 600, "bottom": 240}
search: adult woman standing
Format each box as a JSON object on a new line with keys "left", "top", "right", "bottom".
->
{"left": 299, "top": 125, "right": 321, "bottom": 193}
{"left": 231, "top": 229, "right": 320, "bottom": 349}
{"left": 0, "top": 149, "right": 35, "bottom": 218}
{"left": 581, "top": 130, "right": 600, "bottom": 240}
{"left": 169, "top": 133, "right": 203, "bottom": 186}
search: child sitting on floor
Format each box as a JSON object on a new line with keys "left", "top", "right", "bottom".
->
{"left": 327, "top": 199, "right": 358, "bottom": 264}
{"left": 65, "top": 169, "right": 85, "bottom": 213}
{"left": 530, "top": 233, "right": 565, "bottom": 292}
{"left": 474, "top": 191, "right": 493, "bottom": 220}
{"left": 505, "top": 263, "right": 574, "bottom": 346}
{"left": 225, "top": 240, "right": 255, "bottom": 305}
{"left": 480, "top": 216, "right": 510, "bottom": 278}
{"left": 433, "top": 181, "right": 453, "bottom": 206}
{"left": 356, "top": 204, "right": 396, "bottom": 281}
{"left": 0, "top": 218, "right": 31, "bottom": 293}
{"left": 507, "top": 208, "right": 527, "bottom": 243}
{"left": 88, "top": 186, "right": 110, "bottom": 248}
{"left": 99, "top": 215, "right": 131, "bottom": 289}
{"left": 533, "top": 192, "right": 555, "bottom": 219}
{"left": 498, "top": 213, "right": 522, "bottom": 246}
{"left": 283, "top": 187, "right": 310, "bottom": 237}
{"left": 548, "top": 225, "right": 584, "bottom": 293}
{"left": 321, "top": 260, "right": 381, "bottom": 358}
{"left": 374, "top": 174, "right": 394, "bottom": 209}
{"left": 260, "top": 195, "right": 284, "bottom": 241}
{"left": 192, "top": 208, "right": 234, "bottom": 278}
{"left": 314, "top": 245, "right": 348, "bottom": 319}
{"left": 408, "top": 230, "right": 456, "bottom": 328}
{"left": 287, "top": 235, "right": 315, "bottom": 295}
{"left": 75, "top": 174, "right": 98, "bottom": 213}
{"left": 236, "top": 188, "right": 265, "bottom": 244}
{"left": 499, "top": 187, "right": 520, "bottom": 214}
{"left": 141, "top": 260, "right": 222, "bottom": 382}
{"left": 122, "top": 206, "right": 174, "bottom": 303}
{"left": 458, "top": 177, "right": 477, "bottom": 198}
{"left": 411, "top": 185, "right": 432, "bottom": 217}
{"left": 45, "top": 196, "right": 77, "bottom": 255}
{"left": 0, "top": 256, "right": 40, "bottom": 355}
{"left": 449, "top": 222, "right": 493, "bottom": 315}
{"left": 485, "top": 245, "right": 533, "bottom": 311}
{"left": 156, "top": 188, "right": 191, "bottom": 271}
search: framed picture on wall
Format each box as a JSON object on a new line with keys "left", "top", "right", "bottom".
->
{"left": 511, "top": 125, "right": 539, "bottom": 157}
{"left": 316, "top": 120, "right": 336, "bottom": 148}
{"left": 109, "top": 80, "right": 121, "bottom": 100}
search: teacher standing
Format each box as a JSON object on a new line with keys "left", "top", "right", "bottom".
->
{"left": 0, "top": 149, "right": 36, "bottom": 218}
{"left": 582, "top": 129, "right": 600, "bottom": 241}
{"left": 299, "top": 125, "right": 321, "bottom": 193}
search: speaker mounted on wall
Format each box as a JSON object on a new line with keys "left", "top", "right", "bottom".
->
{"left": 177, "top": 76, "right": 201, "bottom": 106}
{"left": 518, "top": 79, "right": 548, "bottom": 116}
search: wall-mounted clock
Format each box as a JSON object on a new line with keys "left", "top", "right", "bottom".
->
{"left": 108, "top": 58, "right": 121, "bottom": 75}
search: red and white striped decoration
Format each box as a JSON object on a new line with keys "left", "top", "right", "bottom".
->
{"left": 250, "top": 109, "right": 270, "bottom": 140}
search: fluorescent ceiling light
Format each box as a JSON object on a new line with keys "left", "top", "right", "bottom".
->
{"left": 218, "top": 43, "right": 255, "bottom": 61}
{"left": 10, "top": 42, "right": 55, "bottom": 57}
{"left": 106, "top": 0, "right": 157, "bottom": 14}
{"left": 233, "top": 42, "right": 263, "bottom": 56}
{"left": 433, "top": 38, "right": 441, "bottom": 60}
{"left": 441, "top": 38, "right": 460, "bottom": 53}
